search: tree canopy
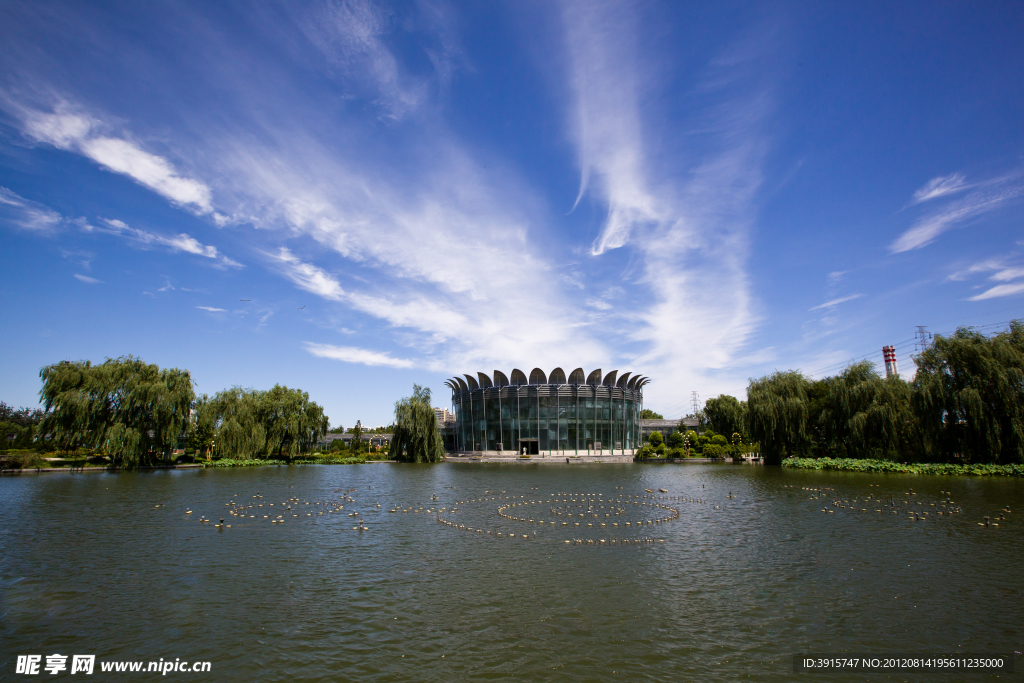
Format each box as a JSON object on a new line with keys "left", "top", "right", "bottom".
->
{"left": 391, "top": 384, "right": 445, "bottom": 463}
{"left": 703, "top": 395, "right": 745, "bottom": 438}
{"left": 640, "top": 409, "right": 663, "bottom": 419}
{"left": 38, "top": 356, "right": 194, "bottom": 468}
{"left": 198, "top": 384, "right": 328, "bottom": 460}
{"left": 742, "top": 322, "right": 1024, "bottom": 465}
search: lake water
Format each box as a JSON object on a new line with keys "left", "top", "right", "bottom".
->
{"left": 2, "top": 463, "right": 1021, "bottom": 681}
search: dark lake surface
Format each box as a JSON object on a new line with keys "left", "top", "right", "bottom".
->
{"left": 2, "top": 462, "right": 1022, "bottom": 681}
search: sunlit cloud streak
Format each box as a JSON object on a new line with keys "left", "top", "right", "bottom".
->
{"left": 912, "top": 172, "right": 967, "bottom": 204}
{"left": 809, "top": 293, "right": 861, "bottom": 311}
{"left": 0, "top": 187, "right": 62, "bottom": 232}
{"left": 305, "top": 341, "right": 414, "bottom": 368}
{"left": 90, "top": 218, "right": 241, "bottom": 268}
{"left": 19, "top": 107, "right": 214, "bottom": 213}
{"left": 892, "top": 173, "right": 1023, "bottom": 253}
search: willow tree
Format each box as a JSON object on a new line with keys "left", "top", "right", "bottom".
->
{"left": 704, "top": 395, "right": 745, "bottom": 439}
{"left": 38, "top": 356, "right": 194, "bottom": 468}
{"left": 817, "top": 361, "right": 916, "bottom": 459}
{"left": 201, "top": 385, "right": 328, "bottom": 460}
{"left": 912, "top": 322, "right": 1024, "bottom": 464}
{"left": 746, "top": 371, "right": 810, "bottom": 465}
{"left": 391, "top": 384, "right": 445, "bottom": 463}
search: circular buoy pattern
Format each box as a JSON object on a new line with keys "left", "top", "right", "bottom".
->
{"left": 435, "top": 491, "right": 704, "bottom": 545}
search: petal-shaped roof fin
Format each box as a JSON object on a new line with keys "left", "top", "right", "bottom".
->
{"left": 627, "top": 375, "right": 640, "bottom": 390}
{"left": 510, "top": 369, "right": 527, "bottom": 386}
{"left": 444, "top": 380, "right": 457, "bottom": 393}
{"left": 568, "top": 368, "right": 585, "bottom": 385}
{"left": 529, "top": 368, "right": 547, "bottom": 385}
{"left": 602, "top": 370, "right": 618, "bottom": 387}
{"left": 477, "top": 372, "right": 493, "bottom": 388}
{"left": 586, "top": 369, "right": 602, "bottom": 386}
{"left": 616, "top": 372, "right": 632, "bottom": 389}
{"left": 493, "top": 370, "right": 509, "bottom": 387}
{"left": 464, "top": 374, "right": 479, "bottom": 391}
{"left": 456, "top": 377, "right": 469, "bottom": 392}
{"left": 548, "top": 367, "right": 566, "bottom": 384}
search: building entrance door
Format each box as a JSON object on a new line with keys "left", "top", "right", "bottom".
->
{"left": 519, "top": 438, "right": 539, "bottom": 455}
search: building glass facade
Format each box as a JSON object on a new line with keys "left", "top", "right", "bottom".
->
{"left": 445, "top": 368, "right": 648, "bottom": 455}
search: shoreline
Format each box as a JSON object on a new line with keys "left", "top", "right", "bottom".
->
{"left": 782, "top": 457, "right": 1024, "bottom": 477}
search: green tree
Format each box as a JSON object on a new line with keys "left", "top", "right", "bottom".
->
{"left": 704, "top": 395, "right": 745, "bottom": 438}
{"left": 817, "top": 361, "right": 916, "bottom": 460}
{"left": 912, "top": 322, "right": 1024, "bottom": 464}
{"left": 640, "top": 409, "right": 664, "bottom": 419}
{"left": 38, "top": 357, "right": 194, "bottom": 469}
{"left": 200, "top": 385, "right": 328, "bottom": 460}
{"left": 648, "top": 431, "right": 664, "bottom": 447}
{"left": 667, "top": 431, "right": 684, "bottom": 448}
{"left": 391, "top": 384, "right": 445, "bottom": 463}
{"left": 746, "top": 370, "right": 811, "bottom": 465}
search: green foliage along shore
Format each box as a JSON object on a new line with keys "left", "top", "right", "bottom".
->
{"left": 391, "top": 385, "right": 445, "bottom": 463}
{"left": 746, "top": 322, "right": 1024, "bottom": 466}
{"left": 782, "top": 457, "right": 1024, "bottom": 477}
{"left": 39, "top": 357, "right": 194, "bottom": 470}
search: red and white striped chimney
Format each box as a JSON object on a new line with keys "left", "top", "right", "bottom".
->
{"left": 882, "top": 345, "right": 898, "bottom": 378}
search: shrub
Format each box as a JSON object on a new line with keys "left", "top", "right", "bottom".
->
{"left": 636, "top": 445, "right": 655, "bottom": 459}
{"left": 703, "top": 429, "right": 717, "bottom": 439}
{"left": 703, "top": 444, "right": 724, "bottom": 458}
{"left": 711, "top": 434, "right": 728, "bottom": 446}
{"left": 667, "top": 431, "right": 684, "bottom": 448}
{"left": 655, "top": 443, "right": 666, "bottom": 456}
{"left": 648, "top": 431, "right": 664, "bottom": 447}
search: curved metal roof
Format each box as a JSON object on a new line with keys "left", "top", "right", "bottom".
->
{"left": 443, "top": 368, "right": 647, "bottom": 393}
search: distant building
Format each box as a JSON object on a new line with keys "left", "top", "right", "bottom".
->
{"left": 640, "top": 417, "right": 698, "bottom": 443}
{"left": 443, "top": 366, "right": 649, "bottom": 455}
{"left": 434, "top": 407, "right": 455, "bottom": 427}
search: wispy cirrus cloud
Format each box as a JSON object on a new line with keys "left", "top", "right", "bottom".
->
{"left": 969, "top": 283, "right": 1024, "bottom": 300}
{"left": 892, "top": 172, "right": 1023, "bottom": 253}
{"left": 196, "top": 305, "right": 227, "bottom": 312}
{"left": 304, "top": 341, "right": 414, "bottom": 368}
{"left": 73, "top": 273, "right": 101, "bottom": 284}
{"left": 89, "top": 218, "right": 241, "bottom": 268}
{"left": 809, "top": 293, "right": 862, "bottom": 311}
{"left": 19, "top": 106, "right": 214, "bottom": 213}
{"left": 560, "top": 0, "right": 769, "bottom": 402}
{"left": 0, "top": 187, "right": 62, "bottom": 232}
{"left": 912, "top": 172, "right": 967, "bottom": 204}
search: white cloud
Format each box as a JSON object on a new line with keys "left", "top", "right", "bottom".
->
{"left": 0, "top": 187, "right": 62, "bottom": 232}
{"left": 73, "top": 273, "right": 101, "bottom": 283}
{"left": 304, "top": 342, "right": 414, "bottom": 368}
{"left": 270, "top": 248, "right": 346, "bottom": 301}
{"left": 809, "top": 293, "right": 862, "bottom": 311}
{"left": 22, "top": 108, "right": 213, "bottom": 212}
{"left": 892, "top": 175, "right": 1023, "bottom": 253}
{"left": 196, "top": 305, "right": 227, "bottom": 312}
{"left": 969, "top": 283, "right": 1024, "bottom": 301}
{"left": 912, "top": 172, "right": 967, "bottom": 204}
{"left": 93, "top": 218, "right": 241, "bottom": 267}
{"left": 992, "top": 266, "right": 1024, "bottom": 282}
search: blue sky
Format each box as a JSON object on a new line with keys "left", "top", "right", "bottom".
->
{"left": 1, "top": 0, "right": 1022, "bottom": 427}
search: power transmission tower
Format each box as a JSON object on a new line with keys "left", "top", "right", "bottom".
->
{"left": 690, "top": 391, "right": 700, "bottom": 416}
{"left": 915, "top": 326, "right": 933, "bottom": 353}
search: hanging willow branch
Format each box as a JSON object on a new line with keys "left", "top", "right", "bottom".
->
{"left": 391, "top": 384, "right": 445, "bottom": 463}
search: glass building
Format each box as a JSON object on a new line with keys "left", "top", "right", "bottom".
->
{"left": 445, "top": 368, "right": 648, "bottom": 455}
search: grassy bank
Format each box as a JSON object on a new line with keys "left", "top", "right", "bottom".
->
{"left": 782, "top": 457, "right": 1024, "bottom": 477}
